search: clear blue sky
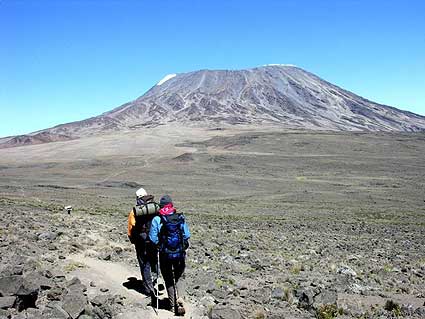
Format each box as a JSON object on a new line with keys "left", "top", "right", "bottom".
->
{"left": 1, "top": 0, "right": 424, "bottom": 137}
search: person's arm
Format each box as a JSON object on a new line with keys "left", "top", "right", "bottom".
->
{"left": 128, "top": 209, "right": 137, "bottom": 244}
{"left": 182, "top": 221, "right": 190, "bottom": 241}
{"left": 149, "top": 216, "right": 161, "bottom": 245}
{"left": 128, "top": 209, "right": 136, "bottom": 239}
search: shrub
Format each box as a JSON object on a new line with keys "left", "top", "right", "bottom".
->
{"left": 316, "top": 304, "right": 338, "bottom": 319}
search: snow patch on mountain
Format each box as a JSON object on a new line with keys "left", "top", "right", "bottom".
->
{"left": 157, "top": 74, "right": 177, "bottom": 86}
{"left": 262, "top": 64, "right": 297, "bottom": 67}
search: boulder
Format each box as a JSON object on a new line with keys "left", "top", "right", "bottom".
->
{"left": 66, "top": 277, "right": 87, "bottom": 294}
{"left": 0, "top": 296, "right": 16, "bottom": 310}
{"left": 43, "top": 302, "right": 70, "bottom": 319}
{"left": 14, "top": 278, "right": 39, "bottom": 311}
{"left": 0, "top": 275, "right": 23, "bottom": 296}
{"left": 25, "top": 271, "right": 54, "bottom": 290}
{"left": 62, "top": 292, "right": 88, "bottom": 319}
{"left": 210, "top": 305, "right": 242, "bottom": 319}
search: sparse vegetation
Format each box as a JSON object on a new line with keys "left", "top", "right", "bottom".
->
{"left": 63, "top": 261, "right": 86, "bottom": 272}
{"left": 316, "top": 304, "right": 338, "bottom": 319}
{"left": 0, "top": 130, "right": 424, "bottom": 318}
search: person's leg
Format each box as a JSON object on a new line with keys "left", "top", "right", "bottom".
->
{"left": 160, "top": 255, "right": 176, "bottom": 311}
{"left": 148, "top": 244, "right": 158, "bottom": 285}
{"left": 173, "top": 258, "right": 186, "bottom": 315}
{"left": 173, "top": 258, "right": 186, "bottom": 301}
{"left": 135, "top": 243, "right": 153, "bottom": 295}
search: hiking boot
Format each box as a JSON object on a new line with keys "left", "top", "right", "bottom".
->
{"left": 175, "top": 298, "right": 185, "bottom": 316}
{"left": 176, "top": 306, "right": 186, "bottom": 316}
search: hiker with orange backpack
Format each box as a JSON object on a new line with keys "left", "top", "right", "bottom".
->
{"left": 127, "top": 187, "right": 160, "bottom": 303}
{"left": 149, "top": 195, "right": 190, "bottom": 316}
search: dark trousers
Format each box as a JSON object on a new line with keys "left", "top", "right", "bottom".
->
{"left": 159, "top": 255, "right": 186, "bottom": 309}
{"left": 135, "top": 241, "right": 157, "bottom": 295}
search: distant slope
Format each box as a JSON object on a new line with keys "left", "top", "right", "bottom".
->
{"left": 1, "top": 65, "right": 425, "bottom": 148}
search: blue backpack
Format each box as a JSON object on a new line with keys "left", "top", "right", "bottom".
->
{"left": 159, "top": 214, "right": 185, "bottom": 260}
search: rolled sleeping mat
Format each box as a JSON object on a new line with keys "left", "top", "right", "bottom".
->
{"left": 133, "top": 202, "right": 160, "bottom": 216}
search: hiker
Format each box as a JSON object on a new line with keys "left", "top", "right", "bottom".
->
{"left": 127, "top": 187, "right": 159, "bottom": 301}
{"left": 149, "top": 195, "right": 190, "bottom": 316}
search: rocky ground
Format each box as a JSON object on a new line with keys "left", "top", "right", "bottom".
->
{"left": 0, "top": 129, "right": 424, "bottom": 318}
{"left": 1, "top": 197, "right": 424, "bottom": 319}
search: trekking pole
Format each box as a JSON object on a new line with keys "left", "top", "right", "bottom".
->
{"left": 172, "top": 264, "right": 178, "bottom": 315}
{"left": 156, "top": 250, "right": 160, "bottom": 315}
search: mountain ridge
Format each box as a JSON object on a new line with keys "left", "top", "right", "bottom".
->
{"left": 2, "top": 65, "right": 425, "bottom": 148}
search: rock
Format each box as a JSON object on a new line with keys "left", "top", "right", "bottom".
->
{"left": 66, "top": 277, "right": 86, "bottom": 294}
{"left": 337, "top": 265, "right": 357, "bottom": 277}
{"left": 14, "top": 279, "right": 39, "bottom": 311}
{"left": 47, "top": 287, "right": 65, "bottom": 301}
{"left": 25, "top": 271, "right": 54, "bottom": 290}
{"left": 313, "top": 289, "right": 337, "bottom": 309}
{"left": 0, "top": 309, "right": 9, "bottom": 318}
{"left": 0, "top": 296, "right": 16, "bottom": 310}
{"left": 200, "top": 295, "right": 215, "bottom": 308}
{"left": 101, "top": 253, "right": 111, "bottom": 261}
{"left": 271, "top": 287, "right": 284, "bottom": 300}
{"left": 294, "top": 288, "right": 314, "bottom": 310}
{"left": 62, "top": 292, "right": 87, "bottom": 319}
{"left": 92, "top": 303, "right": 113, "bottom": 319}
{"left": 210, "top": 305, "right": 242, "bottom": 319}
{"left": 43, "top": 302, "right": 70, "bottom": 319}
{"left": 414, "top": 306, "right": 425, "bottom": 316}
{"left": 90, "top": 294, "right": 109, "bottom": 307}
{"left": 38, "top": 232, "right": 57, "bottom": 241}
{"left": 23, "top": 308, "right": 43, "bottom": 318}
{"left": 0, "top": 275, "right": 23, "bottom": 296}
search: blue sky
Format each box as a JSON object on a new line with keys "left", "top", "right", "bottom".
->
{"left": 1, "top": 0, "right": 424, "bottom": 137}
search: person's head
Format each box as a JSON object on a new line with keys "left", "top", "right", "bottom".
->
{"left": 135, "top": 187, "right": 148, "bottom": 206}
{"left": 159, "top": 195, "right": 173, "bottom": 207}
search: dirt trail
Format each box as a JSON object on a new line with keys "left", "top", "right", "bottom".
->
{"left": 68, "top": 253, "right": 193, "bottom": 319}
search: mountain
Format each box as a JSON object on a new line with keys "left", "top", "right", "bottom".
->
{"left": 1, "top": 65, "right": 425, "bottom": 148}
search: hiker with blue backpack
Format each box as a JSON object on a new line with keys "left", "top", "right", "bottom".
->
{"left": 127, "top": 187, "right": 160, "bottom": 304}
{"left": 149, "top": 195, "right": 190, "bottom": 316}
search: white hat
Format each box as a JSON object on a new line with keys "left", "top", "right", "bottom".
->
{"left": 136, "top": 187, "right": 147, "bottom": 198}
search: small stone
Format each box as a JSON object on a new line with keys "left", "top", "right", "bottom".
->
{"left": 91, "top": 294, "right": 108, "bottom": 306}
{"left": 337, "top": 265, "right": 357, "bottom": 277}
{"left": 271, "top": 287, "right": 284, "bottom": 300}
{"left": 38, "top": 232, "right": 57, "bottom": 241}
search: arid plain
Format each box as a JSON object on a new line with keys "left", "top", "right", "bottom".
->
{"left": 0, "top": 126, "right": 424, "bottom": 318}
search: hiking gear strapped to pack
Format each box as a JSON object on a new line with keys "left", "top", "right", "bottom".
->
{"left": 131, "top": 196, "right": 160, "bottom": 243}
{"left": 159, "top": 214, "right": 186, "bottom": 260}
{"left": 133, "top": 201, "right": 160, "bottom": 217}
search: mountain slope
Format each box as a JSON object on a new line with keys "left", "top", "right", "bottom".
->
{"left": 1, "top": 65, "right": 425, "bottom": 148}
